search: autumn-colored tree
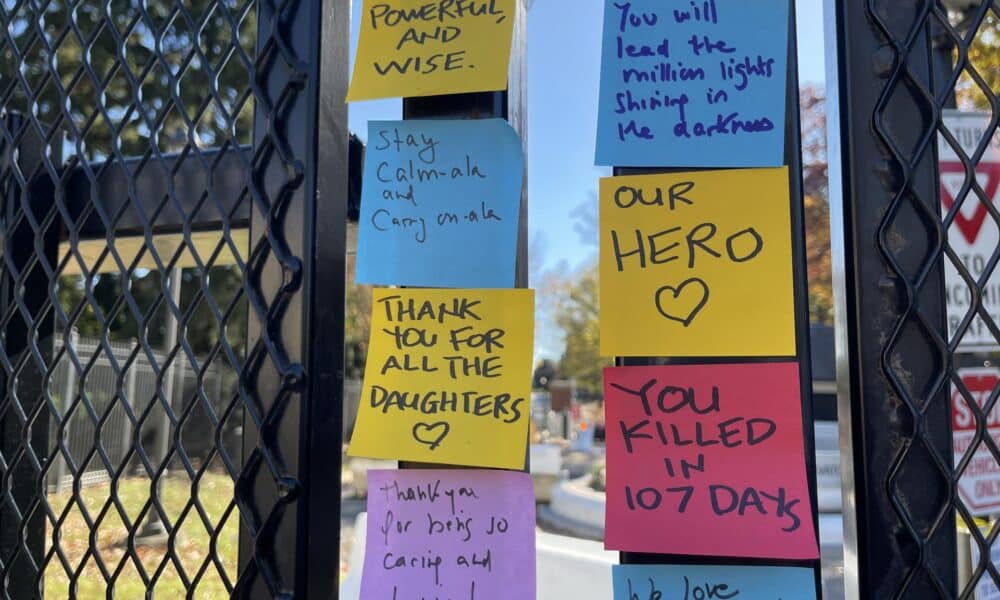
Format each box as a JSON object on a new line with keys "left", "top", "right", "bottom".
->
{"left": 954, "top": 11, "right": 1000, "bottom": 111}
{"left": 800, "top": 85, "right": 833, "bottom": 325}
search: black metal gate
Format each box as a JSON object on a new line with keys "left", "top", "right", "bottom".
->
{"left": 0, "top": 0, "right": 347, "bottom": 597}
{"left": 833, "top": 0, "right": 1000, "bottom": 598}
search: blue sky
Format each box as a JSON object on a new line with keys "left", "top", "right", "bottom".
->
{"left": 347, "top": 0, "right": 829, "bottom": 357}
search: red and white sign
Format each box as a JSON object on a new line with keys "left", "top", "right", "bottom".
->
{"left": 940, "top": 111, "right": 1000, "bottom": 351}
{"left": 952, "top": 367, "right": 1000, "bottom": 515}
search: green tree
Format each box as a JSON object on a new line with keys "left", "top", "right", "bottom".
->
{"left": 2, "top": 0, "right": 256, "bottom": 160}
{"left": 552, "top": 263, "right": 611, "bottom": 399}
{"left": 55, "top": 264, "right": 247, "bottom": 364}
{"left": 56, "top": 269, "right": 165, "bottom": 345}
{"left": 2, "top": 0, "right": 258, "bottom": 360}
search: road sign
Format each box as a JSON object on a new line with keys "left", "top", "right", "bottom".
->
{"left": 952, "top": 367, "right": 1000, "bottom": 515}
{"left": 941, "top": 110, "right": 1000, "bottom": 351}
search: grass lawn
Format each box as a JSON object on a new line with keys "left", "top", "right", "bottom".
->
{"left": 44, "top": 472, "right": 239, "bottom": 598}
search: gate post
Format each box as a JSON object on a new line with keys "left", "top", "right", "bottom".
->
{"left": 304, "top": 0, "right": 351, "bottom": 596}
{"left": 399, "top": 0, "right": 529, "bottom": 287}
{"left": 395, "top": 5, "right": 530, "bottom": 478}
{"left": 612, "top": 6, "right": 822, "bottom": 595}
{"left": 829, "top": 1, "right": 959, "bottom": 597}
{"left": 233, "top": 0, "right": 349, "bottom": 596}
{"left": 0, "top": 113, "right": 58, "bottom": 596}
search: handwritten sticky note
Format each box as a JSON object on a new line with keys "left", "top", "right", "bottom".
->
{"left": 362, "top": 469, "right": 536, "bottom": 600}
{"left": 603, "top": 363, "right": 818, "bottom": 559}
{"left": 347, "top": 0, "right": 515, "bottom": 101}
{"left": 599, "top": 168, "right": 795, "bottom": 357}
{"left": 349, "top": 288, "right": 534, "bottom": 469}
{"left": 356, "top": 119, "right": 523, "bottom": 288}
{"left": 595, "top": 0, "right": 790, "bottom": 167}
{"left": 613, "top": 564, "right": 817, "bottom": 600}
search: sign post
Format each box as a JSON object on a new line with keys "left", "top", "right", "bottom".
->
{"left": 940, "top": 110, "right": 1000, "bottom": 352}
{"left": 953, "top": 367, "right": 1000, "bottom": 516}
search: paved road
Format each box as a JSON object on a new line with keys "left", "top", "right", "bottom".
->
{"left": 339, "top": 493, "right": 847, "bottom": 598}
{"left": 339, "top": 497, "right": 366, "bottom": 577}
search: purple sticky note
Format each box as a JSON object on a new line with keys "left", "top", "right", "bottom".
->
{"left": 361, "top": 469, "right": 536, "bottom": 600}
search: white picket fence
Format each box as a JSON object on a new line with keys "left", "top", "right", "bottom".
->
{"left": 47, "top": 332, "right": 231, "bottom": 492}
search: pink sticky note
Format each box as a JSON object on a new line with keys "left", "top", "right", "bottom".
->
{"left": 361, "top": 469, "right": 536, "bottom": 600}
{"left": 603, "top": 363, "right": 819, "bottom": 559}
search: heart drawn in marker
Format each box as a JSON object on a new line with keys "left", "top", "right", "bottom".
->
{"left": 412, "top": 421, "right": 450, "bottom": 451}
{"left": 654, "top": 278, "right": 710, "bottom": 327}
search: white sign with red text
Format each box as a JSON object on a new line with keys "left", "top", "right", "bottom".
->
{"left": 941, "top": 111, "right": 1000, "bottom": 351}
{"left": 953, "top": 367, "right": 1000, "bottom": 515}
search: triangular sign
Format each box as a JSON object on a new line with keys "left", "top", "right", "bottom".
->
{"left": 940, "top": 162, "right": 1000, "bottom": 245}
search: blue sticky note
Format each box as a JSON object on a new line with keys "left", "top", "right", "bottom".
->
{"left": 596, "top": 0, "right": 790, "bottom": 167}
{"left": 613, "top": 564, "right": 817, "bottom": 600}
{"left": 356, "top": 119, "right": 523, "bottom": 288}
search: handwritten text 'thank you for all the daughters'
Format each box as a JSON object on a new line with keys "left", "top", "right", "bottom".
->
{"left": 347, "top": 288, "right": 535, "bottom": 471}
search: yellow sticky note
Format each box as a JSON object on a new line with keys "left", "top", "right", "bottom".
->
{"left": 600, "top": 168, "right": 796, "bottom": 357}
{"left": 349, "top": 288, "right": 534, "bottom": 469}
{"left": 346, "top": 0, "right": 516, "bottom": 101}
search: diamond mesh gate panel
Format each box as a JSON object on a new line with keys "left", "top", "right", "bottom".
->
{"left": 835, "top": 2, "right": 1000, "bottom": 598}
{"left": 0, "top": 0, "right": 340, "bottom": 597}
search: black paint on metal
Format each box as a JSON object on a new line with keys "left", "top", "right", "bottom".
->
{"left": 830, "top": 0, "right": 997, "bottom": 597}
{"left": 0, "top": 113, "right": 60, "bottom": 598}
{"left": 0, "top": 0, "right": 348, "bottom": 597}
